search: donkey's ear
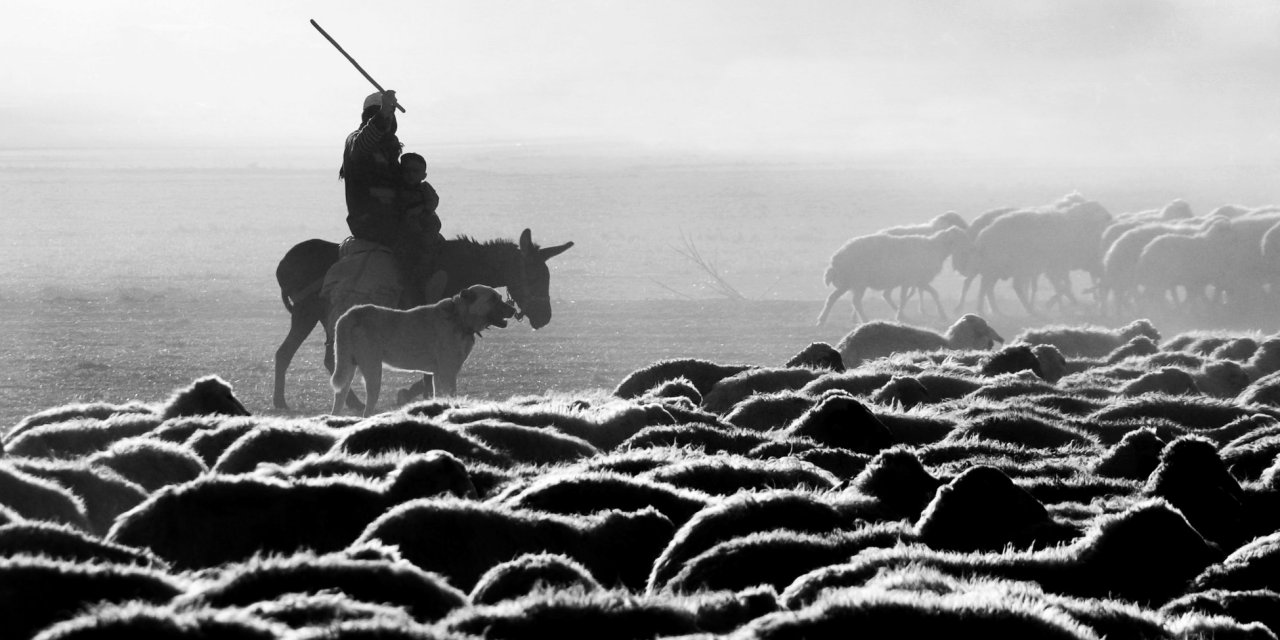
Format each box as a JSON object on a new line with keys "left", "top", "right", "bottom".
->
{"left": 539, "top": 241, "right": 574, "bottom": 261}
{"left": 519, "top": 228, "right": 534, "bottom": 252}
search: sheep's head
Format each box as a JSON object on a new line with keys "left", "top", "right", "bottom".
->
{"left": 948, "top": 314, "right": 1004, "bottom": 351}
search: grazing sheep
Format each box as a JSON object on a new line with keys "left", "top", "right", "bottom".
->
{"left": 784, "top": 499, "right": 1221, "bottom": 608}
{"left": 640, "top": 376, "right": 702, "bottom": 407}
{"left": 783, "top": 342, "right": 845, "bottom": 371}
{"left": 1014, "top": 319, "right": 1161, "bottom": 359}
{"left": 846, "top": 447, "right": 943, "bottom": 522}
{"left": 701, "top": 367, "right": 827, "bottom": 415}
{"left": 1144, "top": 436, "right": 1250, "bottom": 550}
{"left": 817, "top": 226, "right": 970, "bottom": 325}
{"left": 0, "top": 556, "right": 184, "bottom": 640}
{"left": 613, "top": 358, "right": 753, "bottom": 399}
{"left": 723, "top": 391, "right": 821, "bottom": 432}
{"left": 1089, "top": 393, "right": 1267, "bottom": 431}
{"left": 943, "top": 411, "right": 1094, "bottom": 449}
{"left": 0, "top": 521, "right": 161, "bottom": 567}
{"left": 975, "top": 344, "right": 1046, "bottom": 380}
{"left": 8, "top": 457, "right": 148, "bottom": 536}
{"left": 1092, "top": 428, "right": 1168, "bottom": 480}
{"left": 445, "top": 396, "right": 680, "bottom": 451}
{"left": 619, "top": 423, "right": 771, "bottom": 454}
{"left": 85, "top": 437, "right": 208, "bottom": 493}
{"left": 183, "top": 416, "right": 259, "bottom": 466}
{"left": 176, "top": 551, "right": 468, "bottom": 623}
{"left": 913, "top": 466, "right": 1079, "bottom": 553}
{"left": 1212, "top": 337, "right": 1262, "bottom": 362}
{"left": 469, "top": 553, "right": 602, "bottom": 605}
{"left": 334, "top": 413, "right": 512, "bottom": 466}
{"left": 836, "top": 314, "right": 1004, "bottom": 368}
{"left": 0, "top": 460, "right": 90, "bottom": 530}
{"left": 237, "top": 592, "right": 419, "bottom": 631}
{"left": 800, "top": 371, "right": 895, "bottom": 398}
{"left": 29, "top": 602, "right": 286, "bottom": 640}
{"left": 455, "top": 419, "right": 600, "bottom": 465}
{"left": 108, "top": 453, "right": 476, "bottom": 568}
{"left": 439, "top": 589, "right": 702, "bottom": 640}
{"left": 647, "top": 491, "right": 852, "bottom": 593}
{"left": 493, "top": 471, "right": 709, "bottom": 526}
{"left": 1120, "top": 367, "right": 1200, "bottom": 397}
{"left": 664, "top": 523, "right": 912, "bottom": 594}
{"left": 1190, "top": 530, "right": 1280, "bottom": 593}
{"left": 357, "top": 498, "right": 675, "bottom": 592}
{"left": 782, "top": 394, "right": 896, "bottom": 455}
{"left": 1245, "top": 338, "right": 1280, "bottom": 381}
{"left": 4, "top": 413, "right": 164, "bottom": 460}
{"left": 5, "top": 400, "right": 153, "bottom": 443}
{"left": 1162, "top": 589, "right": 1280, "bottom": 640}
{"left": 867, "top": 375, "right": 931, "bottom": 409}
{"left": 211, "top": 421, "right": 339, "bottom": 475}
{"left": 640, "top": 455, "right": 840, "bottom": 496}
{"left": 160, "top": 374, "right": 251, "bottom": 419}
{"left": 1239, "top": 370, "right": 1280, "bottom": 406}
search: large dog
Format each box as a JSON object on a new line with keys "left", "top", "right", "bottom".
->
{"left": 330, "top": 285, "right": 518, "bottom": 416}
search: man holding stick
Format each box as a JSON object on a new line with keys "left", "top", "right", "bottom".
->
{"left": 340, "top": 89, "right": 405, "bottom": 249}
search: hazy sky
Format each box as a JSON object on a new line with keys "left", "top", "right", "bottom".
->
{"left": 4, "top": 0, "right": 1280, "bottom": 165}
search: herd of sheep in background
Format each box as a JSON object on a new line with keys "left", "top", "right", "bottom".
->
{"left": 818, "top": 193, "right": 1280, "bottom": 325}
{"left": 9, "top": 311, "right": 1280, "bottom": 638}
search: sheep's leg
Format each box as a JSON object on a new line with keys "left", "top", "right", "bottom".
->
{"left": 884, "top": 289, "right": 903, "bottom": 320}
{"left": 954, "top": 275, "right": 975, "bottom": 314}
{"left": 274, "top": 295, "right": 323, "bottom": 410}
{"left": 920, "top": 284, "right": 948, "bottom": 321}
{"left": 1013, "top": 275, "right": 1039, "bottom": 317}
{"left": 816, "top": 286, "right": 848, "bottom": 326}
{"left": 850, "top": 288, "right": 869, "bottom": 323}
{"left": 978, "top": 275, "right": 1004, "bottom": 317}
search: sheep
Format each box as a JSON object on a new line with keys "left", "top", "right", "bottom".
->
{"left": 454, "top": 419, "right": 600, "bottom": 465}
{"left": 1162, "top": 589, "right": 1280, "bottom": 640}
{"left": 701, "top": 367, "right": 827, "bottom": 414}
{"left": 1245, "top": 338, "right": 1280, "bottom": 381}
{"left": 867, "top": 375, "right": 931, "bottom": 409}
{"left": 613, "top": 358, "right": 753, "bottom": 399}
{"left": 836, "top": 314, "right": 1005, "bottom": 368}
{"left": 881, "top": 210, "right": 969, "bottom": 236}
{"left": 951, "top": 206, "right": 1018, "bottom": 313}
{"left": 444, "top": 396, "right": 680, "bottom": 451}
{"left": 1190, "top": 530, "right": 1280, "bottom": 593}
{"left": 1120, "top": 367, "right": 1200, "bottom": 397}
{"left": 817, "top": 225, "right": 970, "bottom": 325}
{"left": 942, "top": 411, "right": 1095, "bottom": 450}
{"left": 619, "top": 423, "right": 771, "bottom": 454}
{"left": 3, "top": 413, "right": 164, "bottom": 460}
{"left": 492, "top": 470, "right": 709, "bottom": 526}
{"left": 1098, "top": 216, "right": 1217, "bottom": 315}
{"left": 356, "top": 498, "right": 675, "bottom": 592}
{"left": 639, "top": 455, "right": 840, "bottom": 496}
{"left": 967, "top": 194, "right": 1113, "bottom": 316}
{"left": 175, "top": 551, "right": 468, "bottom": 623}
{"left": 647, "top": 490, "right": 853, "bottom": 593}
{"left": 333, "top": 413, "right": 512, "bottom": 466}
{"left": 85, "top": 437, "right": 208, "bottom": 493}
{"left": 845, "top": 446, "right": 943, "bottom": 522}
{"left": 0, "top": 460, "right": 90, "bottom": 530}
{"left": 783, "top": 499, "right": 1221, "bottom": 608}
{"left": 159, "top": 374, "right": 251, "bottom": 419}
{"left": 914, "top": 466, "right": 1079, "bottom": 552}
{"left": 1144, "top": 436, "right": 1251, "bottom": 550}
{"left": 210, "top": 421, "right": 339, "bottom": 475}
{"left": 439, "top": 589, "right": 702, "bottom": 640}
{"left": 107, "top": 452, "right": 476, "bottom": 569}
{"left": 0, "top": 556, "right": 185, "bottom": 640}
{"left": 640, "top": 376, "right": 702, "bottom": 407}
{"left": 28, "top": 602, "right": 286, "bottom": 640}
{"left": 469, "top": 553, "right": 602, "bottom": 605}
{"left": 1090, "top": 394, "right": 1268, "bottom": 431}
{"left": 5, "top": 400, "right": 153, "bottom": 443}
{"left": 1133, "top": 217, "right": 1237, "bottom": 313}
{"left": 723, "top": 391, "right": 821, "bottom": 431}
{"left": 7, "top": 457, "right": 147, "bottom": 537}
{"left": 783, "top": 342, "right": 845, "bottom": 371}
{"left": 662, "top": 523, "right": 912, "bottom": 595}
{"left": 1013, "top": 318, "right": 1161, "bottom": 359}
{"left": 1092, "top": 427, "right": 1168, "bottom": 480}
{"left": 782, "top": 394, "right": 896, "bottom": 455}
{"left": 237, "top": 592, "right": 419, "bottom": 631}
{"left": 0, "top": 521, "right": 162, "bottom": 567}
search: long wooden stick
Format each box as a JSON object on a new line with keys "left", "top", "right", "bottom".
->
{"left": 311, "top": 19, "right": 406, "bottom": 113}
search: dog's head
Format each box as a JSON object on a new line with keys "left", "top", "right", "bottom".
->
{"left": 456, "top": 285, "right": 518, "bottom": 331}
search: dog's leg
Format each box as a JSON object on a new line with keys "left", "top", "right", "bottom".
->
{"left": 434, "top": 370, "right": 457, "bottom": 397}
{"left": 330, "top": 357, "right": 356, "bottom": 416}
{"left": 362, "top": 362, "right": 383, "bottom": 418}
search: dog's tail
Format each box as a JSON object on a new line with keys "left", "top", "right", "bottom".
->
{"left": 330, "top": 309, "right": 361, "bottom": 396}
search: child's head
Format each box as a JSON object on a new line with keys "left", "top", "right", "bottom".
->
{"left": 400, "top": 152, "right": 427, "bottom": 184}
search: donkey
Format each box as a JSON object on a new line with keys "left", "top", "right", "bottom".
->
{"left": 273, "top": 228, "right": 573, "bottom": 411}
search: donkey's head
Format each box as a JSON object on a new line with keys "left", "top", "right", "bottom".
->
{"left": 507, "top": 228, "right": 573, "bottom": 329}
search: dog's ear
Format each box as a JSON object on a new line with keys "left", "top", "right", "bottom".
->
{"left": 460, "top": 287, "right": 477, "bottom": 304}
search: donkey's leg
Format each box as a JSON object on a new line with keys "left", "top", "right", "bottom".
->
{"left": 397, "top": 375, "right": 433, "bottom": 405}
{"left": 273, "top": 296, "right": 322, "bottom": 410}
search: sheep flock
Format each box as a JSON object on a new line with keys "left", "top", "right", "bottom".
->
{"left": 818, "top": 193, "right": 1280, "bottom": 327}
{"left": 11, "top": 310, "right": 1280, "bottom": 639}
